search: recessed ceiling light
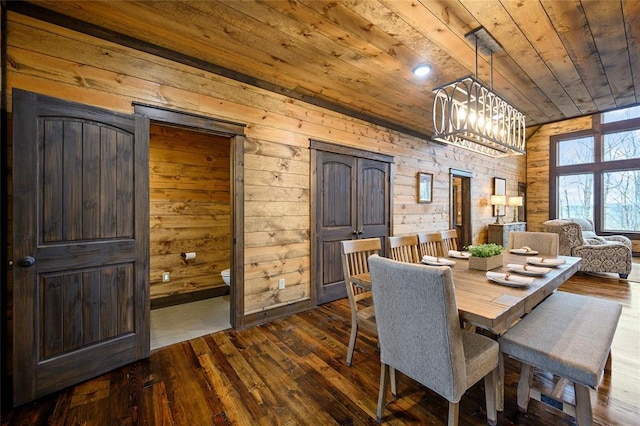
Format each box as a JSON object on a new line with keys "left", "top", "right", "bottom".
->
{"left": 412, "top": 64, "right": 432, "bottom": 77}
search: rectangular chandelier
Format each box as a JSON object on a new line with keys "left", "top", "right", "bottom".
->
{"left": 431, "top": 27, "right": 526, "bottom": 157}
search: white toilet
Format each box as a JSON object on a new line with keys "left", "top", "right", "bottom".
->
{"left": 221, "top": 268, "right": 231, "bottom": 286}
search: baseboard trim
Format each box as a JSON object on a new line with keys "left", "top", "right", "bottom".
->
{"left": 242, "top": 299, "right": 315, "bottom": 330}
{"left": 151, "top": 287, "right": 230, "bottom": 309}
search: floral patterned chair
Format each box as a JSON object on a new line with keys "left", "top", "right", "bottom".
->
{"left": 543, "top": 219, "right": 632, "bottom": 279}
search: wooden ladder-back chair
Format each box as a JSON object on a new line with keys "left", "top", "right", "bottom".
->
{"left": 440, "top": 229, "right": 459, "bottom": 253}
{"left": 417, "top": 232, "right": 444, "bottom": 258}
{"left": 340, "top": 238, "right": 381, "bottom": 366}
{"left": 388, "top": 235, "right": 420, "bottom": 263}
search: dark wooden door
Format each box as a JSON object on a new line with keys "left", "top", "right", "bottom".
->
{"left": 12, "top": 90, "right": 149, "bottom": 406}
{"left": 315, "top": 150, "right": 390, "bottom": 304}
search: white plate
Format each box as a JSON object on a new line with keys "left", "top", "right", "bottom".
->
{"left": 448, "top": 250, "right": 471, "bottom": 259}
{"left": 506, "top": 263, "right": 551, "bottom": 276}
{"left": 486, "top": 271, "right": 535, "bottom": 287}
{"left": 510, "top": 248, "right": 539, "bottom": 255}
{"left": 422, "top": 255, "right": 456, "bottom": 266}
{"left": 526, "top": 257, "right": 566, "bottom": 267}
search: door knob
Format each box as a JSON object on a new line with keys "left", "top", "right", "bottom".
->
{"left": 20, "top": 256, "right": 36, "bottom": 267}
{"left": 357, "top": 229, "right": 363, "bottom": 235}
{"left": 352, "top": 230, "right": 358, "bottom": 236}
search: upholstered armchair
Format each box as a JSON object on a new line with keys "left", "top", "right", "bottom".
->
{"left": 566, "top": 218, "right": 633, "bottom": 250}
{"left": 543, "top": 219, "right": 632, "bottom": 279}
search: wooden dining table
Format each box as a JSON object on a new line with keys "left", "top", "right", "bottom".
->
{"left": 350, "top": 252, "right": 582, "bottom": 411}
{"left": 351, "top": 252, "right": 581, "bottom": 336}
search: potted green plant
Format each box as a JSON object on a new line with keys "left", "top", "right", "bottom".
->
{"left": 467, "top": 243, "right": 504, "bottom": 271}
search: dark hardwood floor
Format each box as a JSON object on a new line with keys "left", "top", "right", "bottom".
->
{"left": 2, "top": 268, "right": 639, "bottom": 425}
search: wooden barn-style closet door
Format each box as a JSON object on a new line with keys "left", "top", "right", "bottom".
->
{"left": 11, "top": 90, "right": 149, "bottom": 406}
{"left": 312, "top": 141, "right": 392, "bottom": 305}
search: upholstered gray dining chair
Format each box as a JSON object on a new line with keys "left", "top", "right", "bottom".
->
{"left": 507, "top": 231, "right": 559, "bottom": 256}
{"left": 368, "top": 255, "right": 499, "bottom": 425}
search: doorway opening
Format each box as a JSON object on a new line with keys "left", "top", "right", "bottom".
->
{"left": 148, "top": 122, "right": 232, "bottom": 349}
{"left": 135, "top": 104, "right": 247, "bottom": 349}
{"left": 450, "top": 169, "right": 473, "bottom": 248}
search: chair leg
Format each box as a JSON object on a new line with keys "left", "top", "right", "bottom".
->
{"left": 574, "top": 383, "right": 593, "bottom": 425}
{"left": 517, "top": 363, "right": 535, "bottom": 412}
{"left": 447, "top": 401, "right": 459, "bottom": 426}
{"left": 484, "top": 367, "right": 498, "bottom": 426}
{"left": 497, "top": 352, "right": 504, "bottom": 411}
{"left": 376, "top": 363, "right": 389, "bottom": 423}
{"left": 389, "top": 366, "right": 397, "bottom": 400}
{"left": 346, "top": 323, "right": 358, "bottom": 366}
{"left": 619, "top": 273, "right": 628, "bottom": 279}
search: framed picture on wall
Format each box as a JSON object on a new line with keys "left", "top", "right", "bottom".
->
{"left": 493, "top": 177, "right": 506, "bottom": 217}
{"left": 418, "top": 172, "right": 433, "bottom": 203}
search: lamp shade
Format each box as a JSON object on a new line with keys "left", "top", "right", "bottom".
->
{"left": 508, "top": 196, "right": 523, "bottom": 207}
{"left": 490, "top": 195, "right": 506, "bottom": 206}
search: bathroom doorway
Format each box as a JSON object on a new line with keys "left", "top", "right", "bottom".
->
{"left": 134, "top": 104, "right": 247, "bottom": 349}
{"left": 148, "top": 122, "right": 231, "bottom": 349}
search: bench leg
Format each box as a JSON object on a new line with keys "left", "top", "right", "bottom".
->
{"left": 574, "top": 383, "right": 593, "bottom": 426}
{"left": 605, "top": 350, "right": 612, "bottom": 373}
{"left": 517, "top": 363, "right": 535, "bottom": 412}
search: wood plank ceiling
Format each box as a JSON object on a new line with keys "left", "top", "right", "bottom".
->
{"left": 17, "top": 0, "right": 640, "bottom": 140}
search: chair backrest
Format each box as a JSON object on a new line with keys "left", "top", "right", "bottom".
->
{"left": 417, "top": 232, "right": 444, "bottom": 258}
{"left": 368, "top": 255, "right": 467, "bottom": 402}
{"left": 507, "top": 231, "right": 560, "bottom": 256}
{"left": 543, "top": 219, "right": 585, "bottom": 256}
{"left": 341, "top": 238, "right": 381, "bottom": 303}
{"left": 440, "top": 229, "right": 459, "bottom": 252}
{"left": 388, "top": 235, "right": 420, "bottom": 263}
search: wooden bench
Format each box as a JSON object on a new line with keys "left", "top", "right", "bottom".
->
{"left": 498, "top": 291, "right": 622, "bottom": 425}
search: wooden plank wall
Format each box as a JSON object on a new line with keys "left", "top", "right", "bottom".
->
{"left": 4, "top": 12, "right": 524, "bottom": 316}
{"left": 149, "top": 123, "right": 230, "bottom": 300}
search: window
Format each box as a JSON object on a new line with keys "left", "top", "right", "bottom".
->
{"left": 558, "top": 174, "right": 593, "bottom": 220}
{"left": 603, "top": 130, "right": 640, "bottom": 161}
{"left": 603, "top": 170, "right": 640, "bottom": 231}
{"left": 557, "top": 137, "right": 594, "bottom": 166}
{"left": 550, "top": 105, "right": 640, "bottom": 237}
{"left": 602, "top": 105, "right": 640, "bottom": 123}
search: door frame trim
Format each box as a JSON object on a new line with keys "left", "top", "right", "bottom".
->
{"left": 310, "top": 139, "right": 394, "bottom": 305}
{"left": 133, "top": 103, "right": 246, "bottom": 329}
{"left": 449, "top": 168, "right": 473, "bottom": 247}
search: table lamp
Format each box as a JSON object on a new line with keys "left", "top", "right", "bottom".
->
{"left": 508, "top": 196, "right": 523, "bottom": 222}
{"left": 490, "top": 195, "right": 506, "bottom": 224}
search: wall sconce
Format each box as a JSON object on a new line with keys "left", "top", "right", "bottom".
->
{"left": 508, "top": 196, "right": 523, "bottom": 222}
{"left": 490, "top": 195, "right": 506, "bottom": 224}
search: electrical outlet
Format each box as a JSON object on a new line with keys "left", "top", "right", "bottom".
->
{"left": 278, "top": 278, "right": 285, "bottom": 289}
{"left": 162, "top": 272, "right": 170, "bottom": 282}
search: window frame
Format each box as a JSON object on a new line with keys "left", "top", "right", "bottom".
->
{"left": 549, "top": 114, "right": 640, "bottom": 240}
